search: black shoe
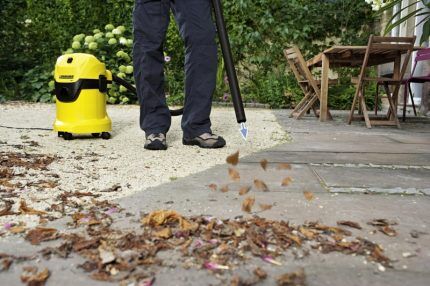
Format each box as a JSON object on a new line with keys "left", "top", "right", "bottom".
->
{"left": 144, "top": 133, "right": 167, "bottom": 150}
{"left": 183, "top": 133, "right": 226, "bottom": 149}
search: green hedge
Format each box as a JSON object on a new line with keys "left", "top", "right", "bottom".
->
{"left": 0, "top": 0, "right": 376, "bottom": 109}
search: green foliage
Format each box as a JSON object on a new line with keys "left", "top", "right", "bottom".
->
{"left": 379, "top": 0, "right": 430, "bottom": 45}
{"left": 1, "top": 0, "right": 376, "bottom": 109}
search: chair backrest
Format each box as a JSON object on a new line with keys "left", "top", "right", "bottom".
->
{"left": 284, "top": 46, "right": 320, "bottom": 94}
{"left": 411, "top": 47, "right": 430, "bottom": 76}
{"left": 358, "top": 35, "right": 415, "bottom": 87}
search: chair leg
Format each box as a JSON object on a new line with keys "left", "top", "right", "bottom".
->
{"left": 348, "top": 88, "right": 360, "bottom": 125}
{"left": 403, "top": 82, "right": 408, "bottom": 122}
{"left": 359, "top": 89, "right": 371, "bottom": 128}
{"left": 375, "top": 83, "right": 379, "bottom": 115}
{"left": 409, "top": 83, "right": 417, "bottom": 116}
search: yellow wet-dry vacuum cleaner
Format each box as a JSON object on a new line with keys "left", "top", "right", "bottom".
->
{"left": 54, "top": 53, "right": 112, "bottom": 140}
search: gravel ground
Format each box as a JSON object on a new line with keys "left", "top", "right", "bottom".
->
{"left": 0, "top": 102, "right": 288, "bottom": 230}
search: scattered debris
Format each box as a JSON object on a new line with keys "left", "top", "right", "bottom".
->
{"left": 242, "top": 197, "right": 255, "bottom": 213}
{"left": 226, "top": 151, "right": 239, "bottom": 166}
{"left": 277, "top": 268, "right": 306, "bottom": 286}
{"left": 20, "top": 267, "right": 50, "bottom": 286}
{"left": 260, "top": 159, "right": 268, "bottom": 171}
{"left": 281, "top": 177, "right": 293, "bottom": 187}
{"left": 228, "top": 168, "right": 241, "bottom": 181}
{"left": 238, "top": 186, "right": 251, "bottom": 196}
{"left": 303, "top": 191, "right": 314, "bottom": 201}
{"left": 254, "top": 179, "right": 269, "bottom": 192}
{"left": 337, "top": 220, "right": 362, "bottom": 230}
{"left": 277, "top": 163, "right": 292, "bottom": 170}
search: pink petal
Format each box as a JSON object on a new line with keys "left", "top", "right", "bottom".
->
{"left": 262, "top": 256, "right": 282, "bottom": 266}
{"left": 4, "top": 222, "right": 14, "bottom": 230}
{"left": 204, "top": 261, "right": 229, "bottom": 270}
{"left": 105, "top": 207, "right": 118, "bottom": 215}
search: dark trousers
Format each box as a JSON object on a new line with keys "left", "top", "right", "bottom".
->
{"left": 133, "top": 0, "right": 217, "bottom": 138}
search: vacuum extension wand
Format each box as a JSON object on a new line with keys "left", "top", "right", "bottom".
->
{"left": 211, "top": 0, "right": 248, "bottom": 140}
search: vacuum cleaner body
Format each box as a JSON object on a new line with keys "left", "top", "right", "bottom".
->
{"left": 54, "top": 53, "right": 112, "bottom": 140}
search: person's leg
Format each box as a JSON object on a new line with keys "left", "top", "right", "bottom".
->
{"left": 171, "top": 0, "right": 218, "bottom": 139}
{"left": 133, "top": 0, "right": 171, "bottom": 136}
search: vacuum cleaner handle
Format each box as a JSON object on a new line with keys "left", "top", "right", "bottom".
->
{"left": 112, "top": 74, "right": 184, "bottom": 116}
{"left": 212, "top": 0, "right": 247, "bottom": 124}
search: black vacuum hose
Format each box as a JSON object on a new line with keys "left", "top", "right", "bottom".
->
{"left": 112, "top": 74, "right": 184, "bottom": 116}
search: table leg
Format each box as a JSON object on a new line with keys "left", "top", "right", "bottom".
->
{"left": 320, "top": 54, "right": 329, "bottom": 122}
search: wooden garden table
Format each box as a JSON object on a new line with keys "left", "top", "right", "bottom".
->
{"left": 306, "top": 45, "right": 412, "bottom": 122}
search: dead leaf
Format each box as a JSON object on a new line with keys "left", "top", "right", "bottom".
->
{"left": 21, "top": 267, "right": 50, "bottom": 286}
{"left": 98, "top": 246, "right": 116, "bottom": 265}
{"left": 228, "top": 168, "right": 240, "bottom": 181}
{"left": 337, "top": 220, "right": 362, "bottom": 230}
{"left": 367, "top": 219, "right": 397, "bottom": 227}
{"left": 303, "top": 191, "right": 314, "bottom": 201}
{"left": 277, "top": 163, "right": 292, "bottom": 170}
{"left": 19, "top": 200, "right": 47, "bottom": 216}
{"left": 281, "top": 177, "right": 293, "bottom": 186}
{"left": 142, "top": 210, "right": 198, "bottom": 232}
{"left": 242, "top": 197, "right": 255, "bottom": 213}
{"left": 0, "top": 200, "right": 18, "bottom": 216}
{"left": 238, "top": 186, "right": 251, "bottom": 195}
{"left": 1, "top": 258, "right": 13, "bottom": 271}
{"left": 379, "top": 226, "right": 397, "bottom": 237}
{"left": 220, "top": 185, "right": 229, "bottom": 193}
{"left": 277, "top": 268, "right": 306, "bottom": 286}
{"left": 9, "top": 223, "right": 27, "bottom": 234}
{"left": 25, "top": 227, "right": 58, "bottom": 245}
{"left": 254, "top": 179, "right": 269, "bottom": 192}
{"left": 226, "top": 151, "right": 239, "bottom": 166}
{"left": 260, "top": 159, "right": 268, "bottom": 171}
{"left": 259, "top": 204, "right": 273, "bottom": 211}
{"left": 154, "top": 228, "right": 172, "bottom": 239}
{"left": 287, "top": 234, "right": 302, "bottom": 246}
{"left": 208, "top": 184, "right": 217, "bottom": 191}
{"left": 253, "top": 267, "right": 267, "bottom": 279}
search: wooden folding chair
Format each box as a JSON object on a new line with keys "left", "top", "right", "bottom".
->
{"left": 284, "top": 46, "right": 333, "bottom": 119}
{"left": 348, "top": 35, "right": 415, "bottom": 128}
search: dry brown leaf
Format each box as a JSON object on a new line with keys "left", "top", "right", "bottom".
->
{"left": 286, "top": 234, "right": 302, "bottom": 246}
{"left": 25, "top": 227, "right": 59, "bottom": 245}
{"left": 303, "top": 191, "right": 314, "bottom": 201}
{"left": 154, "top": 228, "right": 172, "bottom": 239}
{"left": 21, "top": 267, "right": 50, "bottom": 286}
{"left": 228, "top": 168, "right": 240, "bottom": 181}
{"left": 242, "top": 197, "right": 255, "bottom": 213}
{"left": 299, "top": 227, "right": 318, "bottom": 240}
{"left": 337, "top": 220, "right": 362, "bottom": 230}
{"left": 220, "top": 185, "right": 229, "bottom": 193}
{"left": 208, "top": 184, "right": 217, "bottom": 192}
{"left": 277, "top": 268, "right": 306, "bottom": 286}
{"left": 226, "top": 150, "right": 239, "bottom": 165}
{"left": 238, "top": 186, "right": 251, "bottom": 195}
{"left": 253, "top": 267, "right": 267, "bottom": 280}
{"left": 259, "top": 204, "right": 273, "bottom": 211}
{"left": 254, "top": 179, "right": 269, "bottom": 192}
{"left": 142, "top": 210, "right": 198, "bottom": 232}
{"left": 19, "top": 200, "right": 47, "bottom": 216}
{"left": 9, "top": 225, "right": 27, "bottom": 234}
{"left": 277, "top": 163, "right": 292, "bottom": 170}
{"left": 379, "top": 226, "right": 397, "bottom": 237}
{"left": 281, "top": 177, "right": 293, "bottom": 186}
{"left": 367, "top": 219, "right": 397, "bottom": 227}
{"left": 0, "top": 200, "right": 18, "bottom": 216}
{"left": 260, "top": 159, "right": 268, "bottom": 171}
